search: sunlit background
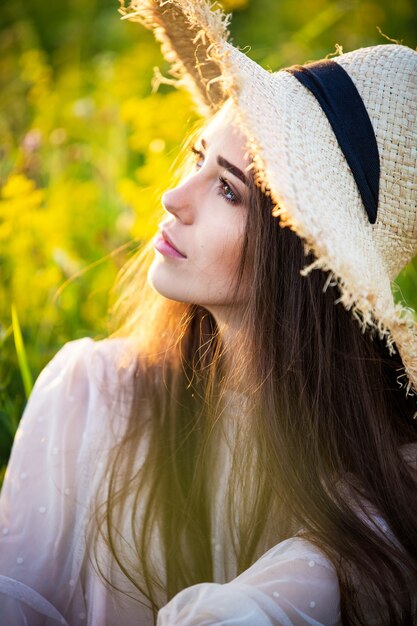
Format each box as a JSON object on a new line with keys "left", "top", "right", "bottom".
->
{"left": 0, "top": 0, "right": 416, "bottom": 475}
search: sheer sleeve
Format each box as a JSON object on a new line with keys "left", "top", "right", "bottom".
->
{"left": 157, "top": 537, "right": 341, "bottom": 626}
{"left": 0, "top": 337, "right": 130, "bottom": 625}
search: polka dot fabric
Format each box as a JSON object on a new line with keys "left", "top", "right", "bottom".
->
{"left": 0, "top": 339, "right": 144, "bottom": 625}
{"left": 158, "top": 539, "right": 341, "bottom": 625}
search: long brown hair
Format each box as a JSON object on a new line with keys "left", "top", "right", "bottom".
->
{"left": 94, "top": 115, "right": 417, "bottom": 625}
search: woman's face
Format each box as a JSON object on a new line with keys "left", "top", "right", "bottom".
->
{"left": 148, "top": 104, "right": 252, "bottom": 318}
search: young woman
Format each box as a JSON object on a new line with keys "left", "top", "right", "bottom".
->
{"left": 0, "top": 1, "right": 416, "bottom": 624}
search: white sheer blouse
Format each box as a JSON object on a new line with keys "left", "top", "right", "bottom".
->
{"left": 0, "top": 338, "right": 414, "bottom": 625}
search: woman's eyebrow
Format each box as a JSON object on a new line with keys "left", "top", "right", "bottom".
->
{"left": 217, "top": 156, "right": 251, "bottom": 187}
{"left": 201, "top": 138, "right": 251, "bottom": 187}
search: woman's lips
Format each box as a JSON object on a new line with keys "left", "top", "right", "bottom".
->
{"left": 153, "top": 232, "right": 187, "bottom": 259}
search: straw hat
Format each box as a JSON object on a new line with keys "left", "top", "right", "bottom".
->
{"left": 120, "top": 0, "right": 417, "bottom": 394}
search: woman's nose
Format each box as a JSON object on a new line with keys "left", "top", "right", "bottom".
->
{"left": 162, "top": 179, "right": 195, "bottom": 224}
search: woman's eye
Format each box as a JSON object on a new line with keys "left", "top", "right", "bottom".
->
{"left": 190, "top": 144, "right": 240, "bottom": 206}
{"left": 191, "top": 145, "right": 204, "bottom": 169}
{"left": 218, "top": 176, "right": 239, "bottom": 205}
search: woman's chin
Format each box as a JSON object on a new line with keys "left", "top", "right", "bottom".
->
{"left": 147, "top": 261, "right": 185, "bottom": 302}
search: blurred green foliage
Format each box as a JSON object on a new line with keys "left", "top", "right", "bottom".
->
{"left": 0, "top": 0, "right": 416, "bottom": 472}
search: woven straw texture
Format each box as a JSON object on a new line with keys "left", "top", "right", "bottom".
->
{"left": 120, "top": 0, "right": 417, "bottom": 394}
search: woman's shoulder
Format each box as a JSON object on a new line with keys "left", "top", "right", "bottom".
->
{"left": 4, "top": 337, "right": 138, "bottom": 515}
{"left": 38, "top": 336, "right": 134, "bottom": 392}
{"left": 16, "top": 337, "right": 137, "bottom": 455}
